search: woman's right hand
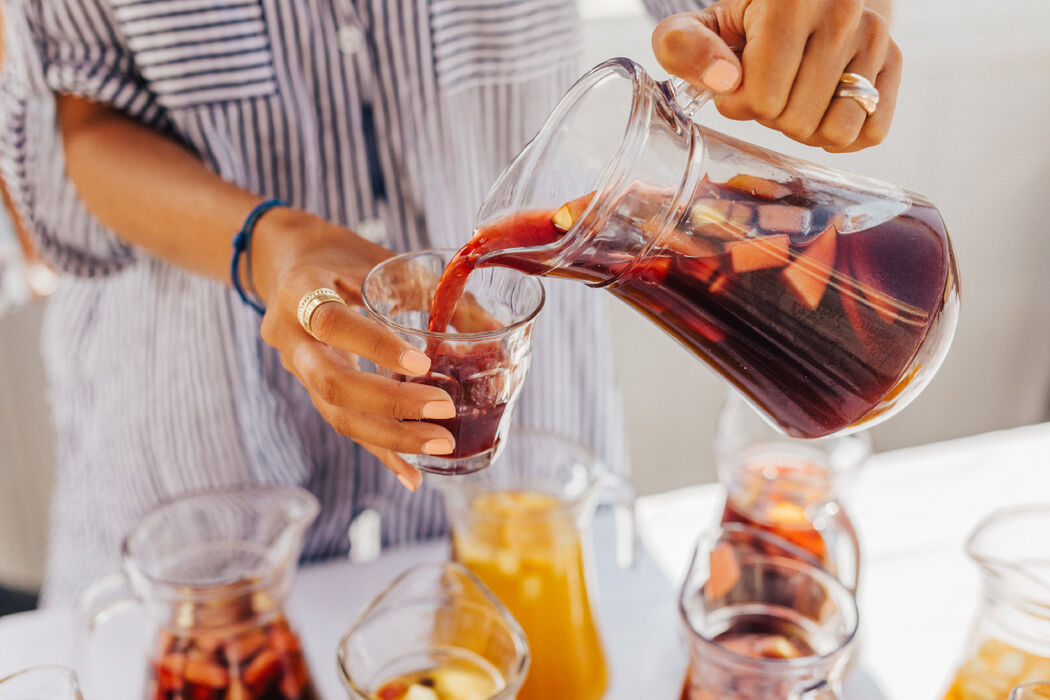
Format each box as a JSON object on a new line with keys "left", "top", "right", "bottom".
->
{"left": 251, "top": 207, "right": 457, "bottom": 491}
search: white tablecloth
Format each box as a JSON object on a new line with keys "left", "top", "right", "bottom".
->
{"left": 2, "top": 422, "right": 1049, "bottom": 698}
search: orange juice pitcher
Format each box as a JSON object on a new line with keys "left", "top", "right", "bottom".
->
{"left": 432, "top": 430, "right": 635, "bottom": 700}
{"left": 943, "top": 506, "right": 1050, "bottom": 700}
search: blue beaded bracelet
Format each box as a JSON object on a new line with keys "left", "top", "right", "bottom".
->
{"left": 231, "top": 198, "right": 287, "bottom": 315}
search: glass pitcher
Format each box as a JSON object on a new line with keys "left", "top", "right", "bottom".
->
{"left": 942, "top": 505, "right": 1050, "bottom": 700}
{"left": 79, "top": 486, "right": 321, "bottom": 700}
{"left": 430, "top": 429, "right": 635, "bottom": 700}
{"left": 679, "top": 525, "right": 859, "bottom": 699}
{"left": 465, "top": 57, "right": 959, "bottom": 439}
{"left": 337, "top": 562, "right": 530, "bottom": 700}
{"left": 0, "top": 666, "right": 82, "bottom": 699}
{"left": 716, "top": 392, "right": 870, "bottom": 591}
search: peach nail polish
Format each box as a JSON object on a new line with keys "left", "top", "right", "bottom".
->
{"left": 702, "top": 59, "right": 740, "bottom": 93}
{"left": 422, "top": 401, "right": 457, "bottom": 420}
{"left": 400, "top": 349, "right": 431, "bottom": 375}
{"left": 422, "top": 438, "right": 454, "bottom": 455}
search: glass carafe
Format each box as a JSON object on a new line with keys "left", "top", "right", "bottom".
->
{"left": 716, "top": 392, "right": 870, "bottom": 591}
{"left": 467, "top": 57, "right": 959, "bottom": 438}
{"left": 943, "top": 505, "right": 1050, "bottom": 700}
{"left": 79, "top": 486, "right": 320, "bottom": 700}
{"left": 430, "top": 429, "right": 635, "bottom": 700}
{"left": 679, "top": 525, "right": 859, "bottom": 699}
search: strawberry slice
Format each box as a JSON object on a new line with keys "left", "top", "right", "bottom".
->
{"left": 782, "top": 224, "right": 837, "bottom": 310}
{"left": 724, "top": 174, "right": 793, "bottom": 201}
{"left": 376, "top": 681, "right": 409, "bottom": 700}
{"left": 757, "top": 204, "right": 811, "bottom": 235}
{"left": 728, "top": 234, "right": 790, "bottom": 273}
{"left": 705, "top": 542, "right": 742, "bottom": 601}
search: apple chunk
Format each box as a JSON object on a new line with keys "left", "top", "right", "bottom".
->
{"left": 724, "top": 174, "right": 793, "bottom": 201}
{"left": 727, "top": 234, "right": 790, "bottom": 273}
{"left": 782, "top": 225, "right": 837, "bottom": 310}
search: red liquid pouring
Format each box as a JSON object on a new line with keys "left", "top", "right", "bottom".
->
{"left": 428, "top": 175, "right": 952, "bottom": 439}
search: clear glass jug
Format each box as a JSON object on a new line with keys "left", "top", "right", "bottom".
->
{"left": 679, "top": 525, "right": 859, "bottom": 699}
{"left": 943, "top": 505, "right": 1050, "bottom": 700}
{"left": 716, "top": 392, "right": 870, "bottom": 591}
{"left": 430, "top": 429, "right": 635, "bottom": 700}
{"left": 79, "top": 486, "right": 320, "bottom": 700}
{"left": 466, "top": 57, "right": 959, "bottom": 439}
{"left": 0, "top": 666, "right": 82, "bottom": 699}
{"left": 337, "top": 562, "right": 530, "bottom": 700}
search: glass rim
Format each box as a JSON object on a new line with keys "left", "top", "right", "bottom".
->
{"left": 0, "top": 665, "right": 81, "bottom": 690}
{"left": 361, "top": 248, "right": 546, "bottom": 342}
{"left": 120, "top": 484, "right": 319, "bottom": 596}
{"left": 678, "top": 525, "right": 859, "bottom": 671}
{"left": 336, "top": 561, "right": 530, "bottom": 697}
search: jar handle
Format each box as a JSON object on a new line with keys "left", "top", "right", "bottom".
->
{"left": 601, "top": 472, "right": 638, "bottom": 570}
{"left": 75, "top": 573, "right": 138, "bottom": 633}
{"left": 668, "top": 78, "right": 714, "bottom": 121}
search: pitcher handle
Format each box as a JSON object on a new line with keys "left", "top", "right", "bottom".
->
{"left": 668, "top": 78, "right": 714, "bottom": 121}
{"left": 75, "top": 573, "right": 138, "bottom": 633}
{"left": 601, "top": 472, "right": 637, "bottom": 570}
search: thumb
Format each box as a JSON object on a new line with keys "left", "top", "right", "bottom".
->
{"left": 651, "top": 11, "right": 742, "bottom": 94}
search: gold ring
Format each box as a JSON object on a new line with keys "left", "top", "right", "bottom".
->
{"left": 836, "top": 72, "right": 880, "bottom": 117}
{"left": 297, "top": 287, "right": 345, "bottom": 340}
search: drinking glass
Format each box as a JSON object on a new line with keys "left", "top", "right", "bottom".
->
{"left": 337, "top": 562, "right": 529, "bottom": 700}
{"left": 430, "top": 429, "right": 635, "bottom": 700}
{"left": 716, "top": 392, "right": 870, "bottom": 591}
{"left": 942, "top": 505, "right": 1050, "bottom": 700}
{"left": 362, "top": 249, "right": 545, "bottom": 475}
{"left": 0, "top": 666, "right": 82, "bottom": 699}
{"left": 679, "top": 525, "right": 859, "bottom": 699}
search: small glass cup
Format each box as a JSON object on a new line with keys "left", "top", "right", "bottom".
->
{"left": 679, "top": 525, "right": 859, "bottom": 700}
{"left": 1013, "top": 683, "right": 1050, "bottom": 700}
{"left": 716, "top": 392, "right": 871, "bottom": 591}
{"left": 337, "top": 562, "right": 529, "bottom": 700}
{"left": 362, "top": 249, "right": 545, "bottom": 475}
{"left": 0, "top": 666, "right": 82, "bottom": 699}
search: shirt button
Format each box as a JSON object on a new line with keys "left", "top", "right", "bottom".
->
{"left": 337, "top": 24, "right": 365, "bottom": 55}
{"left": 356, "top": 218, "right": 388, "bottom": 244}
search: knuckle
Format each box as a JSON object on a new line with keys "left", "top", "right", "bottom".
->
{"left": 861, "top": 10, "right": 890, "bottom": 46}
{"left": 314, "top": 372, "right": 341, "bottom": 406}
{"left": 821, "top": 120, "right": 860, "bottom": 148}
{"left": 310, "top": 303, "right": 340, "bottom": 343}
{"left": 750, "top": 94, "right": 785, "bottom": 122}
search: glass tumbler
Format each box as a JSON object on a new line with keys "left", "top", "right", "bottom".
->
{"left": 337, "top": 562, "right": 529, "bottom": 700}
{"left": 679, "top": 525, "right": 859, "bottom": 699}
{"left": 716, "top": 392, "right": 871, "bottom": 591}
{"left": 1013, "top": 683, "right": 1050, "bottom": 700}
{"left": 362, "top": 249, "right": 545, "bottom": 475}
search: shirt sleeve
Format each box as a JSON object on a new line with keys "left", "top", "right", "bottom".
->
{"left": 0, "top": 0, "right": 168, "bottom": 277}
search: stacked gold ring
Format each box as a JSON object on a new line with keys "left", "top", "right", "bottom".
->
{"left": 297, "top": 287, "right": 345, "bottom": 340}
{"left": 836, "top": 72, "right": 880, "bottom": 117}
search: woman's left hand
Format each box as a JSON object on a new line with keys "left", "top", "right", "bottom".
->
{"left": 651, "top": 0, "right": 900, "bottom": 152}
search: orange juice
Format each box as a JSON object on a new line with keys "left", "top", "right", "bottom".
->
{"left": 451, "top": 491, "right": 608, "bottom": 700}
{"left": 944, "top": 639, "right": 1050, "bottom": 700}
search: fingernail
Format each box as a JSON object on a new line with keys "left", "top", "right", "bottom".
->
{"left": 397, "top": 473, "right": 419, "bottom": 492}
{"left": 422, "top": 401, "right": 457, "bottom": 420}
{"left": 422, "top": 438, "right": 454, "bottom": 455}
{"left": 400, "top": 349, "right": 430, "bottom": 375}
{"left": 701, "top": 59, "right": 740, "bottom": 93}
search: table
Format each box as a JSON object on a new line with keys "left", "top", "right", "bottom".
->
{"left": 2, "top": 422, "right": 1049, "bottom": 698}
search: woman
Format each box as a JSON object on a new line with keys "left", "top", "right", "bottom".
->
{"left": 0, "top": 0, "right": 899, "bottom": 604}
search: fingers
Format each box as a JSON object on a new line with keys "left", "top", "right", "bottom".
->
{"left": 651, "top": 11, "right": 741, "bottom": 93}
{"left": 653, "top": 0, "right": 900, "bottom": 152}
{"left": 360, "top": 442, "right": 423, "bottom": 492}
{"left": 291, "top": 343, "right": 456, "bottom": 420}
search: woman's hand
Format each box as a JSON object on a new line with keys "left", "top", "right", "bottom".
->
{"left": 252, "top": 208, "right": 459, "bottom": 491}
{"left": 651, "top": 0, "right": 900, "bottom": 152}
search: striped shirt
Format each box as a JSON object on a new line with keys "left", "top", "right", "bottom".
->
{"left": 0, "top": 0, "right": 704, "bottom": 605}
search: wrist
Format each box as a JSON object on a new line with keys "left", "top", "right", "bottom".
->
{"left": 250, "top": 205, "right": 317, "bottom": 307}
